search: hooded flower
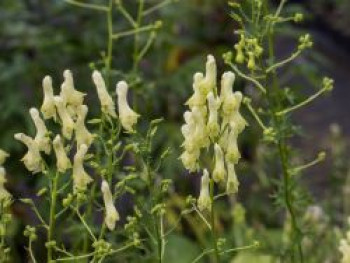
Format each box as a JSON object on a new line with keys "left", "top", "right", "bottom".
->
{"left": 220, "top": 72, "right": 237, "bottom": 116}
{"left": 226, "top": 163, "right": 239, "bottom": 194}
{"left": 222, "top": 91, "right": 247, "bottom": 134}
{"left": 212, "top": 144, "right": 226, "bottom": 183}
{"left": 197, "top": 169, "right": 211, "bottom": 211}
{"left": 29, "top": 108, "right": 51, "bottom": 154}
{"left": 53, "top": 135, "right": 71, "bottom": 173}
{"left": 206, "top": 92, "right": 220, "bottom": 139}
{"left": 60, "top": 70, "right": 85, "bottom": 109}
{"left": 72, "top": 144, "right": 92, "bottom": 192}
{"left": 101, "top": 180, "right": 120, "bottom": 231}
{"left": 74, "top": 105, "right": 94, "bottom": 148}
{"left": 186, "top": 73, "right": 206, "bottom": 109}
{"left": 92, "top": 70, "right": 117, "bottom": 118}
{"left": 225, "top": 130, "right": 241, "bottom": 164}
{"left": 54, "top": 96, "right": 74, "bottom": 139}
{"left": 116, "top": 81, "right": 140, "bottom": 132}
{"left": 0, "top": 149, "right": 9, "bottom": 166}
{"left": 14, "top": 133, "right": 43, "bottom": 174}
{"left": 0, "top": 167, "right": 10, "bottom": 201}
{"left": 200, "top": 55, "right": 217, "bottom": 95}
{"left": 41, "top": 76, "right": 56, "bottom": 120}
{"left": 180, "top": 150, "right": 200, "bottom": 172}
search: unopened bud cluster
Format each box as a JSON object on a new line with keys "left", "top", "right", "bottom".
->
{"left": 234, "top": 34, "right": 263, "bottom": 70}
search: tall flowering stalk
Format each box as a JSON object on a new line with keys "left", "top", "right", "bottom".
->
{"left": 224, "top": 0, "right": 334, "bottom": 261}
{"left": 180, "top": 55, "right": 248, "bottom": 262}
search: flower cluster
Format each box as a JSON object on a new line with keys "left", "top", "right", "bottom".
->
{"left": 14, "top": 69, "right": 139, "bottom": 231}
{"left": 180, "top": 55, "right": 247, "bottom": 210}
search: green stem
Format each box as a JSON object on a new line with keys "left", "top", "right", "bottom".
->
{"left": 47, "top": 171, "right": 59, "bottom": 262}
{"left": 210, "top": 179, "right": 220, "bottom": 263}
{"left": 63, "top": 0, "right": 108, "bottom": 11}
{"left": 106, "top": 0, "right": 114, "bottom": 85}
{"left": 276, "top": 87, "right": 328, "bottom": 116}
{"left": 264, "top": 1, "right": 304, "bottom": 261}
{"left": 133, "top": 0, "right": 145, "bottom": 72}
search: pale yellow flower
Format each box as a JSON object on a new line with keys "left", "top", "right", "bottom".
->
{"left": 213, "top": 144, "right": 226, "bottom": 183}
{"left": 101, "top": 180, "right": 120, "bottom": 231}
{"left": 60, "top": 69, "right": 85, "bottom": 108}
{"left": 54, "top": 96, "right": 74, "bottom": 139}
{"left": 74, "top": 105, "right": 94, "bottom": 148}
{"left": 14, "top": 133, "right": 43, "bottom": 174}
{"left": 197, "top": 169, "right": 211, "bottom": 211}
{"left": 29, "top": 108, "right": 51, "bottom": 154}
{"left": 116, "top": 81, "right": 140, "bottom": 132}
{"left": 206, "top": 92, "right": 220, "bottom": 139}
{"left": 41, "top": 76, "right": 56, "bottom": 120}
{"left": 53, "top": 135, "right": 71, "bottom": 173}
{"left": 226, "top": 163, "right": 239, "bottom": 194}
{"left": 72, "top": 144, "right": 92, "bottom": 192}
{"left": 92, "top": 70, "right": 117, "bottom": 118}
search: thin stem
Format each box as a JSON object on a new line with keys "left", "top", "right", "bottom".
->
{"left": 143, "top": 0, "right": 173, "bottom": 16}
{"left": 29, "top": 239, "right": 37, "bottom": 263}
{"left": 243, "top": 99, "right": 267, "bottom": 130}
{"left": 133, "top": 0, "right": 145, "bottom": 72}
{"left": 291, "top": 152, "right": 326, "bottom": 174}
{"left": 105, "top": 0, "right": 114, "bottom": 84}
{"left": 210, "top": 179, "right": 220, "bottom": 263}
{"left": 47, "top": 171, "right": 59, "bottom": 262}
{"left": 264, "top": 1, "right": 304, "bottom": 261}
{"left": 276, "top": 87, "right": 328, "bottom": 116}
{"left": 55, "top": 252, "right": 95, "bottom": 262}
{"left": 116, "top": 1, "right": 137, "bottom": 27}
{"left": 227, "top": 62, "right": 266, "bottom": 94}
{"left": 74, "top": 207, "right": 97, "bottom": 242}
{"left": 112, "top": 23, "right": 157, "bottom": 39}
{"left": 266, "top": 50, "right": 302, "bottom": 73}
{"left": 63, "top": 0, "right": 108, "bottom": 12}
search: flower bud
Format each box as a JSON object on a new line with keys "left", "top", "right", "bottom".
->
{"left": 29, "top": 108, "right": 51, "bottom": 154}
{"left": 53, "top": 135, "right": 71, "bottom": 173}
{"left": 116, "top": 81, "right": 140, "bottom": 132}
{"left": 247, "top": 52, "right": 256, "bottom": 70}
{"left": 197, "top": 169, "right": 211, "bottom": 211}
{"left": 101, "top": 180, "right": 120, "bottom": 231}
{"left": 41, "top": 76, "right": 57, "bottom": 120}
{"left": 92, "top": 70, "right": 117, "bottom": 118}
